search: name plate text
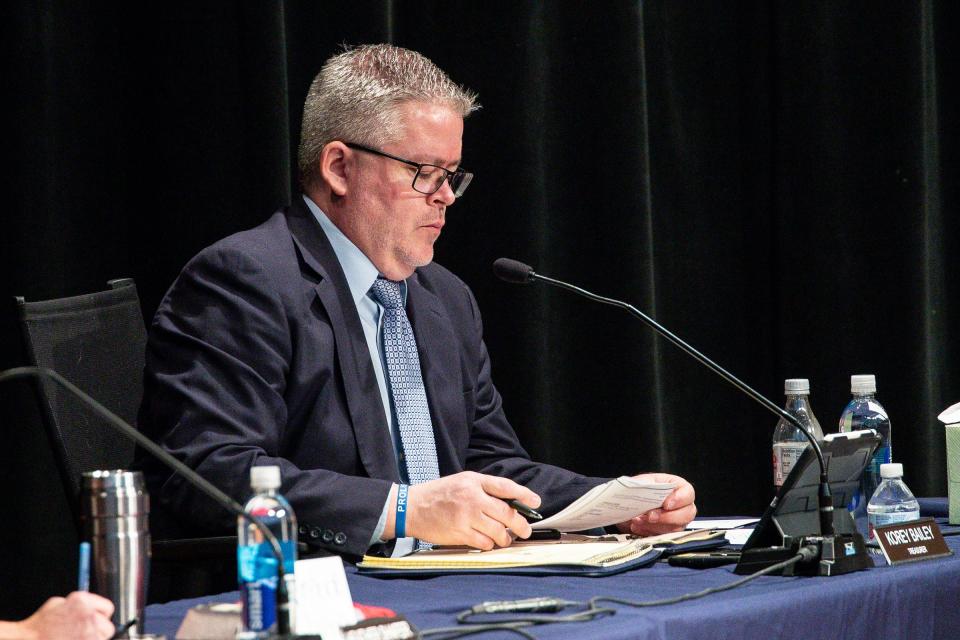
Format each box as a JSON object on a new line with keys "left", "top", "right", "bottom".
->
{"left": 874, "top": 518, "right": 952, "bottom": 565}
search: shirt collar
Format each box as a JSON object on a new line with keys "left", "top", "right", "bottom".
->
{"left": 302, "top": 194, "right": 406, "bottom": 305}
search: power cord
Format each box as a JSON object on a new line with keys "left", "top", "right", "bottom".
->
{"left": 589, "top": 549, "right": 810, "bottom": 609}
{"left": 421, "top": 598, "right": 614, "bottom": 639}
{"left": 420, "top": 621, "right": 538, "bottom": 639}
{"left": 417, "top": 551, "right": 810, "bottom": 639}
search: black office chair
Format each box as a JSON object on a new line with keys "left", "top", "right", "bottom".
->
{"left": 15, "top": 279, "right": 235, "bottom": 602}
{"left": 16, "top": 278, "right": 144, "bottom": 516}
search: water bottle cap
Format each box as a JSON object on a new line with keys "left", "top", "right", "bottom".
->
{"left": 250, "top": 465, "right": 281, "bottom": 490}
{"left": 784, "top": 378, "right": 810, "bottom": 395}
{"left": 880, "top": 463, "right": 903, "bottom": 479}
{"left": 850, "top": 374, "right": 876, "bottom": 394}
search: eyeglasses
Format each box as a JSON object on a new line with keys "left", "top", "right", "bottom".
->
{"left": 345, "top": 142, "right": 474, "bottom": 198}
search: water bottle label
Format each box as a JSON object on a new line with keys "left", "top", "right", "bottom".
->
{"left": 239, "top": 543, "right": 277, "bottom": 631}
{"left": 773, "top": 442, "right": 808, "bottom": 487}
{"left": 868, "top": 510, "right": 920, "bottom": 540}
{"left": 238, "top": 540, "right": 296, "bottom": 631}
{"left": 241, "top": 576, "right": 276, "bottom": 632}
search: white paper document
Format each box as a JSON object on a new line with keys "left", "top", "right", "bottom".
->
{"left": 687, "top": 518, "right": 759, "bottom": 546}
{"left": 295, "top": 555, "right": 357, "bottom": 639}
{"left": 724, "top": 529, "right": 755, "bottom": 546}
{"left": 532, "top": 476, "right": 677, "bottom": 532}
{"left": 687, "top": 518, "right": 760, "bottom": 530}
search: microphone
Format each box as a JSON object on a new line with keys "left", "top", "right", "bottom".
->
{"left": 0, "top": 366, "right": 317, "bottom": 639}
{"left": 492, "top": 258, "right": 534, "bottom": 284}
{"left": 493, "top": 258, "right": 853, "bottom": 572}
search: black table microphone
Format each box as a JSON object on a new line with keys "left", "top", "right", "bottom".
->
{"left": 0, "top": 366, "right": 319, "bottom": 639}
{"left": 492, "top": 258, "right": 835, "bottom": 540}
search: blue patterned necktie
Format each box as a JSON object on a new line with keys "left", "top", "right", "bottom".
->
{"left": 369, "top": 277, "right": 441, "bottom": 488}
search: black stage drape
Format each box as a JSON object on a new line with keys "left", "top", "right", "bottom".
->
{"left": 2, "top": 0, "right": 958, "bottom": 618}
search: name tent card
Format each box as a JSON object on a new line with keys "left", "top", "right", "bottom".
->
{"left": 295, "top": 555, "right": 358, "bottom": 638}
{"left": 874, "top": 518, "right": 953, "bottom": 565}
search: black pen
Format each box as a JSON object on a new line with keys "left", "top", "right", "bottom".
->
{"left": 505, "top": 499, "right": 543, "bottom": 521}
{"left": 668, "top": 551, "right": 741, "bottom": 569}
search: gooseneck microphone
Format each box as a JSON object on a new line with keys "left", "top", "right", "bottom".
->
{"left": 491, "top": 258, "right": 534, "bottom": 284}
{"left": 492, "top": 258, "right": 834, "bottom": 538}
{"left": 0, "top": 366, "right": 316, "bottom": 639}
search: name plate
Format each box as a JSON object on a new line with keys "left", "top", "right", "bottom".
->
{"left": 874, "top": 518, "right": 953, "bottom": 565}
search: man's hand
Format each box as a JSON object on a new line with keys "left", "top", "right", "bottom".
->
{"left": 2, "top": 592, "right": 115, "bottom": 640}
{"left": 386, "top": 471, "right": 542, "bottom": 550}
{"left": 616, "top": 473, "right": 697, "bottom": 536}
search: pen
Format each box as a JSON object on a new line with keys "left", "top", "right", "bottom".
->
{"left": 77, "top": 542, "right": 90, "bottom": 591}
{"left": 505, "top": 499, "right": 543, "bottom": 521}
{"left": 668, "top": 551, "right": 741, "bottom": 569}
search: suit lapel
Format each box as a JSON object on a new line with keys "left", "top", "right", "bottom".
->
{"left": 406, "top": 272, "right": 464, "bottom": 475}
{"left": 284, "top": 201, "right": 400, "bottom": 483}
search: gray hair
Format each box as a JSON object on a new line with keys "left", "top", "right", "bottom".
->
{"left": 298, "top": 44, "right": 479, "bottom": 189}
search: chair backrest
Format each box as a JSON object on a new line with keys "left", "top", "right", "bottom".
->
{"left": 16, "top": 278, "right": 147, "bottom": 528}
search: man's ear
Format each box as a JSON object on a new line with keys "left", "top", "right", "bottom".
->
{"left": 320, "top": 142, "right": 350, "bottom": 196}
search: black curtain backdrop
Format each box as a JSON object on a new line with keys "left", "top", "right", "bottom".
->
{"left": 2, "top": 0, "right": 958, "bottom": 617}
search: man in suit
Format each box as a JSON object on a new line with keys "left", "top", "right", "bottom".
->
{"left": 138, "top": 44, "right": 696, "bottom": 558}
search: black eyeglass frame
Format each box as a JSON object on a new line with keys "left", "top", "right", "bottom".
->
{"left": 344, "top": 142, "right": 473, "bottom": 197}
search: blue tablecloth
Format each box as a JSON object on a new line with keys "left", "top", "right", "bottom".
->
{"left": 145, "top": 509, "right": 960, "bottom": 639}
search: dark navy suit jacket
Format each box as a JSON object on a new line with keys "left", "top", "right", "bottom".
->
{"left": 138, "top": 198, "right": 606, "bottom": 556}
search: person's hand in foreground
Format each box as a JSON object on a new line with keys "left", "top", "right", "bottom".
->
{"left": 0, "top": 591, "right": 115, "bottom": 640}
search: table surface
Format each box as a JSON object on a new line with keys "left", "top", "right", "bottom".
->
{"left": 146, "top": 504, "right": 960, "bottom": 640}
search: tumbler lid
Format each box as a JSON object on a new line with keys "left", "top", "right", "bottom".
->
{"left": 82, "top": 469, "right": 145, "bottom": 491}
{"left": 81, "top": 470, "right": 148, "bottom": 518}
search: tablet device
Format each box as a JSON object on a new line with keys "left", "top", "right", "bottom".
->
{"left": 735, "top": 429, "right": 880, "bottom": 574}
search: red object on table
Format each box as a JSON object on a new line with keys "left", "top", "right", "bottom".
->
{"left": 354, "top": 602, "right": 397, "bottom": 619}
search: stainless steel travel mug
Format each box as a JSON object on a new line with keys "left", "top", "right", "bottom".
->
{"left": 81, "top": 470, "right": 150, "bottom": 637}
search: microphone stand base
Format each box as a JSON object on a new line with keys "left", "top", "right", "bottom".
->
{"left": 734, "top": 533, "right": 873, "bottom": 576}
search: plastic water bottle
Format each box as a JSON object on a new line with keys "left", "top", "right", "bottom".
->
{"left": 866, "top": 463, "right": 919, "bottom": 540}
{"left": 838, "top": 374, "right": 891, "bottom": 515}
{"left": 238, "top": 465, "right": 297, "bottom": 637}
{"left": 772, "top": 378, "right": 824, "bottom": 491}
